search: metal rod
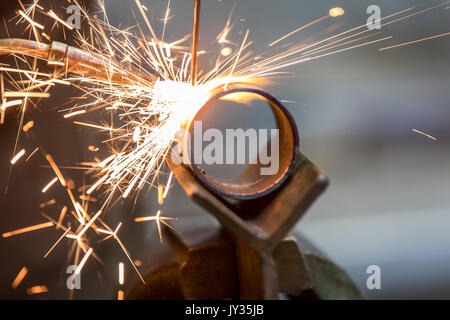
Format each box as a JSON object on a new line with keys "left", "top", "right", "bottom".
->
{"left": 0, "top": 38, "right": 155, "bottom": 84}
{"left": 191, "top": 0, "right": 201, "bottom": 86}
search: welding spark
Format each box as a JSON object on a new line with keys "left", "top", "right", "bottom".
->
{"left": 119, "top": 262, "right": 124, "bottom": 285}
{"left": 26, "top": 285, "right": 48, "bottom": 295}
{"left": 11, "top": 267, "right": 28, "bottom": 289}
{"left": 45, "top": 154, "right": 67, "bottom": 187}
{"left": 63, "top": 110, "right": 86, "bottom": 118}
{"left": 412, "top": 129, "right": 439, "bottom": 141}
{"left": 25, "top": 147, "right": 38, "bottom": 161}
{"left": 22, "top": 121, "right": 34, "bottom": 132}
{"left": 379, "top": 31, "right": 450, "bottom": 51}
{"left": 44, "top": 227, "right": 71, "bottom": 259}
{"left": 41, "top": 177, "right": 58, "bottom": 193}
{"left": 1, "top": 99, "right": 23, "bottom": 110}
{"left": 39, "top": 199, "right": 56, "bottom": 208}
{"left": 269, "top": 10, "right": 337, "bottom": 47}
{"left": 74, "top": 247, "right": 93, "bottom": 276}
{"left": 2, "top": 221, "right": 54, "bottom": 238}
{"left": 135, "top": 210, "right": 178, "bottom": 243}
{"left": 10, "top": 148, "right": 25, "bottom": 164}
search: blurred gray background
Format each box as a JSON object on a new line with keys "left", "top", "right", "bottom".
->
{"left": 1, "top": 0, "right": 449, "bottom": 299}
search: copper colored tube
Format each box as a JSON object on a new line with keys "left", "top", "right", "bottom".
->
{"left": 190, "top": 0, "right": 201, "bottom": 86}
{"left": 183, "top": 83, "right": 300, "bottom": 200}
{"left": 0, "top": 38, "right": 49, "bottom": 60}
{"left": 0, "top": 38, "right": 155, "bottom": 84}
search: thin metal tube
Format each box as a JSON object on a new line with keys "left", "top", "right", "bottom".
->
{"left": 0, "top": 39, "right": 49, "bottom": 60}
{"left": 0, "top": 38, "right": 155, "bottom": 84}
{"left": 191, "top": 0, "right": 201, "bottom": 86}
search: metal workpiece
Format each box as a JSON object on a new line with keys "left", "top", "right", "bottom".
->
{"left": 127, "top": 216, "right": 362, "bottom": 300}
{"left": 164, "top": 36, "right": 333, "bottom": 296}
{"left": 167, "top": 145, "right": 330, "bottom": 299}
{"left": 0, "top": 38, "right": 49, "bottom": 60}
{"left": 0, "top": 38, "right": 155, "bottom": 83}
{"left": 128, "top": 216, "right": 237, "bottom": 300}
{"left": 184, "top": 83, "right": 300, "bottom": 200}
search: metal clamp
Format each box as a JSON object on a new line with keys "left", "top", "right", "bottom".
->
{"left": 167, "top": 87, "right": 329, "bottom": 299}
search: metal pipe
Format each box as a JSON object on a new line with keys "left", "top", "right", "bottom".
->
{"left": 0, "top": 38, "right": 49, "bottom": 60}
{"left": 183, "top": 83, "right": 300, "bottom": 200}
{"left": 0, "top": 38, "right": 155, "bottom": 84}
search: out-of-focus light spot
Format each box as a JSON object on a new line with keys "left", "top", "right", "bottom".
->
{"left": 26, "top": 285, "right": 48, "bottom": 295}
{"left": 329, "top": 7, "right": 345, "bottom": 18}
{"left": 221, "top": 47, "right": 232, "bottom": 56}
{"left": 23, "top": 120, "right": 34, "bottom": 132}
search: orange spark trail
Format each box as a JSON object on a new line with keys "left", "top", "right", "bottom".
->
{"left": 412, "top": 129, "right": 438, "bottom": 141}
{"left": 47, "top": 10, "right": 74, "bottom": 30}
{"left": 22, "top": 121, "right": 34, "bottom": 132}
{"left": 57, "top": 206, "right": 68, "bottom": 229}
{"left": 1, "top": 100, "right": 23, "bottom": 110}
{"left": 26, "top": 285, "right": 48, "bottom": 295}
{"left": 73, "top": 121, "right": 114, "bottom": 131}
{"left": 41, "top": 177, "right": 58, "bottom": 193}
{"left": 228, "top": 28, "right": 250, "bottom": 81}
{"left": 158, "top": 184, "right": 164, "bottom": 204}
{"left": 45, "top": 154, "right": 67, "bottom": 187}
{"left": 11, "top": 266, "right": 28, "bottom": 289}
{"left": 2, "top": 221, "right": 54, "bottom": 238}
{"left": 74, "top": 247, "right": 93, "bottom": 275}
{"left": 44, "top": 227, "right": 71, "bottom": 258}
{"left": 39, "top": 199, "right": 56, "bottom": 208}
{"left": 76, "top": 210, "right": 103, "bottom": 239}
{"left": 10, "top": 149, "right": 25, "bottom": 164}
{"left": 162, "top": 171, "right": 173, "bottom": 199}
{"left": 135, "top": 210, "right": 177, "bottom": 243}
{"left": 18, "top": 10, "right": 44, "bottom": 30}
{"left": 87, "top": 174, "right": 108, "bottom": 195}
{"left": 379, "top": 32, "right": 450, "bottom": 51}
{"left": 135, "top": 0, "right": 158, "bottom": 39}
{"left": 25, "top": 147, "right": 38, "bottom": 161}
{"left": 4, "top": 92, "right": 50, "bottom": 98}
{"left": 119, "top": 262, "right": 124, "bottom": 285}
{"left": 105, "top": 222, "right": 145, "bottom": 284}
{"left": 63, "top": 110, "right": 86, "bottom": 118}
{"left": 269, "top": 14, "right": 330, "bottom": 47}
{"left": 0, "top": 67, "right": 51, "bottom": 77}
